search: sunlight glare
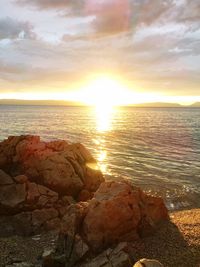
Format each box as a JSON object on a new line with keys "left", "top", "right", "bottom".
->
{"left": 80, "top": 77, "right": 133, "bottom": 107}
{"left": 95, "top": 104, "right": 114, "bottom": 132}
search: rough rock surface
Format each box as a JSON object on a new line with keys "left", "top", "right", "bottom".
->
{"left": 0, "top": 135, "right": 104, "bottom": 235}
{"left": 79, "top": 243, "right": 133, "bottom": 267}
{"left": 0, "top": 135, "right": 169, "bottom": 267}
{"left": 82, "top": 181, "right": 168, "bottom": 252}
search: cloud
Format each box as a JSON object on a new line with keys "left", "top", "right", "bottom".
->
{"left": 15, "top": 0, "right": 174, "bottom": 36}
{"left": 15, "top": 0, "right": 84, "bottom": 12}
{"left": 175, "top": 0, "right": 200, "bottom": 23}
{"left": 0, "top": 17, "right": 35, "bottom": 40}
{"left": 1, "top": 0, "right": 199, "bottom": 96}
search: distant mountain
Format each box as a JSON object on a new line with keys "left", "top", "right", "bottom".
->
{"left": 191, "top": 102, "right": 200, "bottom": 107}
{"left": 0, "top": 99, "right": 200, "bottom": 107}
{"left": 130, "top": 102, "right": 182, "bottom": 108}
{"left": 0, "top": 99, "right": 84, "bottom": 106}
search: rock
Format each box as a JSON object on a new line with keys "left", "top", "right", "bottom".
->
{"left": 25, "top": 153, "right": 84, "bottom": 196}
{"left": 32, "top": 208, "right": 59, "bottom": 231}
{"left": 26, "top": 182, "right": 58, "bottom": 207}
{"left": 82, "top": 165, "right": 104, "bottom": 192}
{"left": 0, "top": 212, "right": 32, "bottom": 236}
{"left": 26, "top": 182, "right": 40, "bottom": 204}
{"left": 83, "top": 181, "right": 168, "bottom": 252}
{"left": 138, "top": 195, "right": 169, "bottom": 237}
{"left": 0, "top": 169, "right": 13, "bottom": 185}
{"left": 61, "top": 202, "right": 89, "bottom": 236}
{"left": 42, "top": 234, "right": 89, "bottom": 267}
{"left": 133, "top": 258, "right": 164, "bottom": 267}
{"left": 0, "top": 135, "right": 105, "bottom": 235}
{"left": 69, "top": 143, "right": 96, "bottom": 163}
{"left": 80, "top": 243, "right": 132, "bottom": 267}
{"left": 45, "top": 218, "right": 61, "bottom": 231}
{"left": 46, "top": 140, "right": 69, "bottom": 152}
{"left": 83, "top": 181, "right": 141, "bottom": 251}
{"left": 12, "top": 212, "right": 33, "bottom": 236}
{"left": 14, "top": 175, "right": 28, "bottom": 184}
{"left": 0, "top": 183, "right": 26, "bottom": 211}
{"left": 78, "top": 189, "right": 93, "bottom": 202}
{"left": 0, "top": 135, "right": 104, "bottom": 197}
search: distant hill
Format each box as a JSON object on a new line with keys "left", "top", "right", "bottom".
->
{"left": 0, "top": 99, "right": 84, "bottom": 106}
{"left": 191, "top": 102, "right": 200, "bottom": 107}
{"left": 130, "top": 102, "right": 182, "bottom": 108}
{"left": 0, "top": 99, "right": 200, "bottom": 107}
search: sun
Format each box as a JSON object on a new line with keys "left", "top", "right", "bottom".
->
{"left": 75, "top": 76, "right": 133, "bottom": 107}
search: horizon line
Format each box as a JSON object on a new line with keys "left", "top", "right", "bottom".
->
{"left": 0, "top": 98, "right": 199, "bottom": 107}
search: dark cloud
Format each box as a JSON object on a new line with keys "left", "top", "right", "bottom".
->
{"left": 0, "top": 17, "right": 35, "bottom": 40}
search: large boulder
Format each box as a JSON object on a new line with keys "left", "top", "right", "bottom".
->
{"left": 0, "top": 135, "right": 105, "bottom": 235}
{"left": 82, "top": 181, "right": 168, "bottom": 252}
{"left": 0, "top": 183, "right": 26, "bottom": 212}
{"left": 0, "top": 136, "right": 104, "bottom": 197}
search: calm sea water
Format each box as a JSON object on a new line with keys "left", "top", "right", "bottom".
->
{"left": 0, "top": 105, "right": 200, "bottom": 210}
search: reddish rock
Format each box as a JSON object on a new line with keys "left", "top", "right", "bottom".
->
{"left": 138, "top": 194, "right": 169, "bottom": 237}
{"left": 14, "top": 175, "right": 28, "bottom": 184}
{"left": 23, "top": 152, "right": 83, "bottom": 196}
{"left": 82, "top": 166, "right": 104, "bottom": 192}
{"left": 0, "top": 136, "right": 104, "bottom": 197}
{"left": 46, "top": 140, "right": 69, "bottom": 152}
{"left": 82, "top": 181, "right": 168, "bottom": 252}
{"left": 78, "top": 189, "right": 93, "bottom": 202}
{"left": 83, "top": 181, "right": 141, "bottom": 251}
{"left": 0, "top": 135, "right": 105, "bottom": 236}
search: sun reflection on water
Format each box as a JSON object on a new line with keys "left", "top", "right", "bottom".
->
{"left": 91, "top": 105, "right": 117, "bottom": 174}
{"left": 95, "top": 105, "right": 115, "bottom": 132}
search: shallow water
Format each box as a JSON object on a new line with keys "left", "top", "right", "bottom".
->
{"left": 0, "top": 105, "right": 200, "bottom": 210}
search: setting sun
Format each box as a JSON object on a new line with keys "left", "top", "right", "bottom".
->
{"left": 84, "top": 77, "right": 124, "bottom": 107}
{"left": 71, "top": 76, "right": 134, "bottom": 107}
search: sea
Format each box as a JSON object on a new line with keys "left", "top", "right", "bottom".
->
{"left": 0, "top": 105, "right": 200, "bottom": 210}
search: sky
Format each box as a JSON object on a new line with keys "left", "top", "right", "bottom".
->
{"left": 0, "top": 0, "right": 200, "bottom": 104}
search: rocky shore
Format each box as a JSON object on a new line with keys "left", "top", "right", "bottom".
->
{"left": 0, "top": 136, "right": 199, "bottom": 267}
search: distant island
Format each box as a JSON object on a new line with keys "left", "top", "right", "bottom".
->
{"left": 191, "top": 102, "right": 200, "bottom": 107}
{"left": 130, "top": 102, "right": 182, "bottom": 108}
{"left": 0, "top": 99, "right": 200, "bottom": 107}
{"left": 0, "top": 99, "right": 84, "bottom": 106}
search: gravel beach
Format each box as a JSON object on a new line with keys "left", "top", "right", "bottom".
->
{"left": 133, "top": 208, "right": 200, "bottom": 267}
{"left": 0, "top": 209, "right": 199, "bottom": 267}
